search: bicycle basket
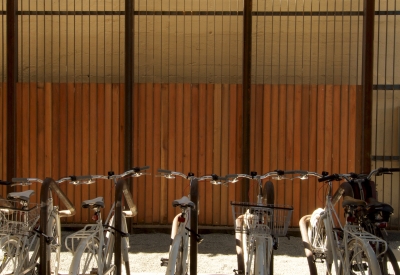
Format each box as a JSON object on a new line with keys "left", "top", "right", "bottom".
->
{"left": 0, "top": 198, "right": 40, "bottom": 235}
{"left": 231, "top": 202, "right": 293, "bottom": 237}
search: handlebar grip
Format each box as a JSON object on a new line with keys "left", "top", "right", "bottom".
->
{"left": 12, "top": 178, "right": 30, "bottom": 183}
{"left": 226, "top": 174, "right": 238, "bottom": 178}
{"left": 139, "top": 166, "right": 150, "bottom": 171}
{"left": 318, "top": 174, "right": 340, "bottom": 182}
{"left": 0, "top": 180, "right": 13, "bottom": 186}
{"left": 378, "top": 167, "right": 400, "bottom": 173}
{"left": 158, "top": 169, "right": 172, "bottom": 174}
{"left": 282, "top": 170, "right": 308, "bottom": 175}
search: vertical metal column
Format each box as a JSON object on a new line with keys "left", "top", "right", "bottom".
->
{"left": 189, "top": 178, "right": 199, "bottom": 275}
{"left": 242, "top": 0, "right": 252, "bottom": 201}
{"left": 6, "top": 0, "right": 17, "bottom": 182}
{"left": 361, "top": 0, "right": 375, "bottom": 173}
{"left": 125, "top": 0, "right": 134, "bottom": 171}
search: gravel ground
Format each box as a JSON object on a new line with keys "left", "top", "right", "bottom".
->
{"left": 58, "top": 229, "right": 400, "bottom": 275}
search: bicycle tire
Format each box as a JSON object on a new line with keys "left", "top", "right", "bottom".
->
{"left": 346, "top": 239, "right": 382, "bottom": 275}
{"left": 48, "top": 213, "right": 61, "bottom": 275}
{"left": 166, "top": 236, "right": 189, "bottom": 275}
{"left": 0, "top": 236, "right": 21, "bottom": 273}
{"left": 380, "top": 247, "right": 400, "bottom": 275}
{"left": 69, "top": 236, "right": 102, "bottom": 275}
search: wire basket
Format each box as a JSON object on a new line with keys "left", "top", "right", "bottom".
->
{"left": 231, "top": 202, "right": 293, "bottom": 237}
{"left": 0, "top": 198, "right": 40, "bottom": 235}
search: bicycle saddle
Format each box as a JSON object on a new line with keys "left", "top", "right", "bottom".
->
{"left": 82, "top": 197, "right": 105, "bottom": 209}
{"left": 7, "top": 190, "right": 35, "bottom": 202}
{"left": 342, "top": 195, "right": 366, "bottom": 207}
{"left": 172, "top": 196, "right": 195, "bottom": 209}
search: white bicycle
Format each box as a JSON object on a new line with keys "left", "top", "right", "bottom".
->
{"left": 158, "top": 169, "right": 225, "bottom": 275}
{"left": 226, "top": 170, "right": 295, "bottom": 275}
{"left": 66, "top": 166, "right": 149, "bottom": 275}
{"left": 299, "top": 169, "right": 390, "bottom": 275}
{"left": 0, "top": 176, "right": 75, "bottom": 275}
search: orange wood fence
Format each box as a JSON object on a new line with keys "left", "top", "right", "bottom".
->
{"left": 0, "top": 82, "right": 363, "bottom": 226}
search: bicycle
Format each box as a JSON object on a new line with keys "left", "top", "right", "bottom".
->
{"left": 66, "top": 166, "right": 149, "bottom": 275}
{"left": 299, "top": 169, "right": 392, "bottom": 275}
{"left": 226, "top": 170, "right": 295, "bottom": 275}
{"left": 326, "top": 168, "right": 400, "bottom": 275}
{"left": 157, "top": 169, "right": 225, "bottom": 275}
{"left": 0, "top": 176, "right": 75, "bottom": 275}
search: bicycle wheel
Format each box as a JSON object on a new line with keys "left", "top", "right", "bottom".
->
{"left": 347, "top": 239, "right": 381, "bottom": 275}
{"left": 0, "top": 236, "right": 21, "bottom": 273}
{"left": 166, "top": 236, "right": 189, "bottom": 275}
{"left": 48, "top": 214, "right": 61, "bottom": 275}
{"left": 306, "top": 213, "right": 343, "bottom": 275}
{"left": 380, "top": 247, "right": 400, "bottom": 275}
{"left": 69, "top": 236, "right": 102, "bottom": 275}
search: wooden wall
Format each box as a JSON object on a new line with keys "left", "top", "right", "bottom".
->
{"left": 0, "top": 83, "right": 362, "bottom": 226}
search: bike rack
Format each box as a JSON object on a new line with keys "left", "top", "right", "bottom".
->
{"left": 190, "top": 178, "right": 199, "bottom": 275}
{"left": 114, "top": 177, "right": 137, "bottom": 275}
{"left": 40, "top": 177, "right": 76, "bottom": 275}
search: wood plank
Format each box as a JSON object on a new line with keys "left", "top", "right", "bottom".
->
{"left": 262, "top": 85, "right": 271, "bottom": 175}
{"left": 182, "top": 83, "right": 191, "bottom": 210}
{"left": 137, "top": 83, "right": 147, "bottom": 223}
{"left": 316, "top": 85, "right": 326, "bottom": 209}
{"left": 145, "top": 83, "right": 154, "bottom": 223}
{"left": 81, "top": 83, "right": 90, "bottom": 223}
{"left": 29, "top": 83, "right": 38, "bottom": 199}
{"left": 307, "top": 85, "right": 318, "bottom": 213}
{"left": 96, "top": 83, "right": 105, "bottom": 219}
{"left": 132, "top": 83, "right": 139, "bottom": 223}
{"left": 324, "top": 84, "right": 333, "bottom": 175}
{"left": 152, "top": 83, "right": 162, "bottom": 223}
{"left": 300, "top": 85, "right": 310, "bottom": 215}
{"left": 285, "top": 85, "right": 294, "bottom": 212}
{"left": 44, "top": 83, "right": 52, "bottom": 178}
{"left": 332, "top": 85, "right": 342, "bottom": 215}
{"left": 205, "top": 84, "right": 214, "bottom": 224}
{"left": 89, "top": 83, "right": 98, "bottom": 210}
{"left": 0, "top": 84, "right": 4, "bottom": 184}
{"left": 293, "top": 84, "right": 303, "bottom": 219}
{"left": 111, "top": 84, "right": 120, "bottom": 205}
{"left": 348, "top": 85, "right": 357, "bottom": 172}
{"left": 198, "top": 83, "right": 207, "bottom": 224}
{"left": 58, "top": 83, "right": 67, "bottom": 222}
{"left": 160, "top": 83, "right": 169, "bottom": 224}
{"left": 191, "top": 84, "right": 199, "bottom": 175}
{"left": 277, "top": 84, "right": 287, "bottom": 205}
{"left": 104, "top": 83, "right": 113, "bottom": 221}
{"left": 51, "top": 84, "right": 60, "bottom": 181}
{"left": 269, "top": 84, "right": 279, "bottom": 181}
{"left": 74, "top": 84, "right": 83, "bottom": 223}
{"left": 254, "top": 84, "right": 263, "bottom": 203}
{"left": 167, "top": 83, "right": 176, "bottom": 223}
{"left": 66, "top": 83, "right": 76, "bottom": 223}
{"left": 236, "top": 85, "right": 243, "bottom": 202}
{"left": 220, "top": 84, "right": 229, "bottom": 225}
{"left": 228, "top": 84, "right": 238, "bottom": 225}
{"left": 15, "top": 83, "right": 22, "bottom": 178}
{"left": 339, "top": 85, "right": 349, "bottom": 173}
{"left": 37, "top": 84, "right": 45, "bottom": 202}
{"left": 213, "top": 84, "right": 222, "bottom": 225}
{"left": 174, "top": 83, "right": 184, "bottom": 214}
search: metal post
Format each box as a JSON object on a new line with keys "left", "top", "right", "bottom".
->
{"left": 115, "top": 178, "right": 136, "bottom": 275}
{"left": 361, "top": 0, "right": 375, "bottom": 173}
{"left": 125, "top": 0, "right": 134, "bottom": 171}
{"left": 242, "top": 0, "right": 252, "bottom": 201}
{"left": 40, "top": 178, "right": 75, "bottom": 275}
{"left": 6, "top": 0, "right": 17, "bottom": 183}
{"left": 190, "top": 178, "right": 199, "bottom": 275}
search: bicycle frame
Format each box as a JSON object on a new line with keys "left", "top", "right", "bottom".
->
{"left": 308, "top": 172, "right": 386, "bottom": 275}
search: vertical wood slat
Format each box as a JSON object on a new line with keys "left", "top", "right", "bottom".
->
{"left": 1, "top": 82, "right": 363, "bottom": 227}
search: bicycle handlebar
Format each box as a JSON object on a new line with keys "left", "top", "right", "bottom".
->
{"left": 109, "top": 166, "right": 150, "bottom": 182}
{"left": 157, "top": 169, "right": 225, "bottom": 185}
{"left": 318, "top": 167, "right": 400, "bottom": 183}
{"left": 0, "top": 180, "right": 13, "bottom": 186}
